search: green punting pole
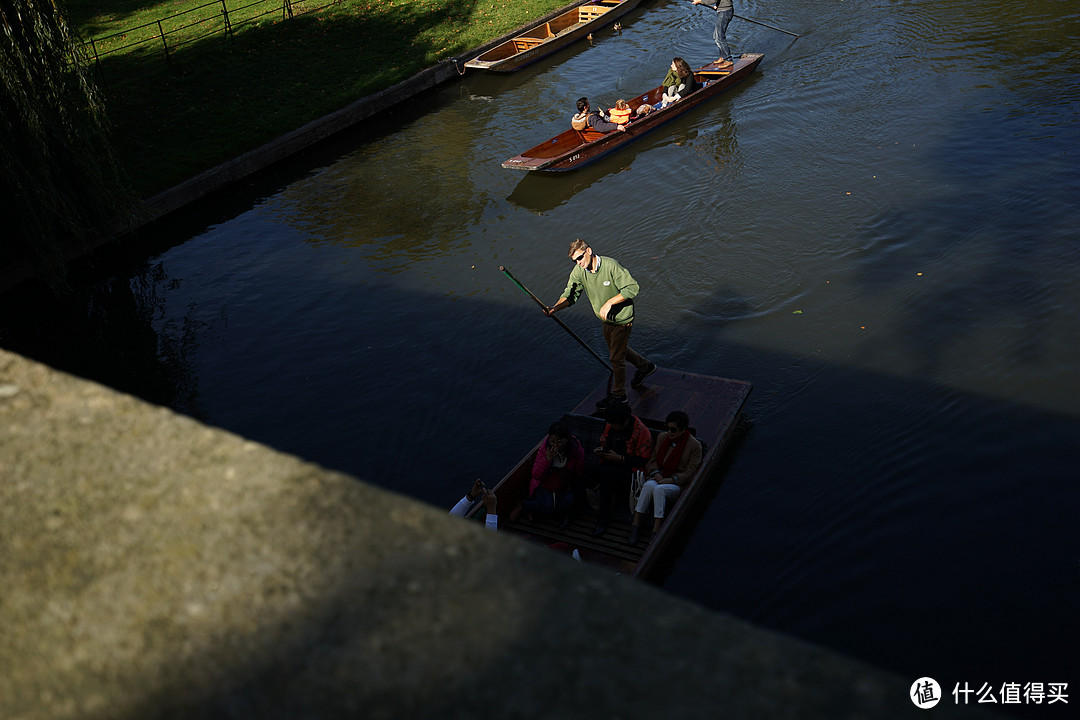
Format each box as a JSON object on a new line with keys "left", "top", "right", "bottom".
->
{"left": 500, "top": 265, "right": 613, "bottom": 374}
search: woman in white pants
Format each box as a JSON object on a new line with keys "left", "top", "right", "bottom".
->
{"left": 628, "top": 411, "right": 702, "bottom": 546}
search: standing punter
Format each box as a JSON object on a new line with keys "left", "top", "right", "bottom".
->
{"left": 693, "top": 0, "right": 735, "bottom": 70}
{"left": 546, "top": 240, "right": 656, "bottom": 408}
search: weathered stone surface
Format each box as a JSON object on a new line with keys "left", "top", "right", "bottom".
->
{"left": 0, "top": 348, "right": 996, "bottom": 720}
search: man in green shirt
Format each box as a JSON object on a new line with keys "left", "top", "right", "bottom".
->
{"left": 546, "top": 240, "right": 656, "bottom": 407}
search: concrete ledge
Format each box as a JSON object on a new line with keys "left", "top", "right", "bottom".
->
{"left": 0, "top": 347, "right": 998, "bottom": 720}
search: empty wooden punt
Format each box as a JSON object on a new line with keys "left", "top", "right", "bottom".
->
{"left": 464, "top": 0, "right": 642, "bottom": 72}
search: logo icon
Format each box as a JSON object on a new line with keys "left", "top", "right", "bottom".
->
{"left": 911, "top": 677, "right": 941, "bottom": 709}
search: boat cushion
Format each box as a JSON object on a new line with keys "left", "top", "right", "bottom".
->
{"left": 560, "top": 413, "right": 607, "bottom": 457}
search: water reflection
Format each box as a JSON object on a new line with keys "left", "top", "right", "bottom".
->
{"left": 507, "top": 156, "right": 635, "bottom": 213}
{"left": 267, "top": 115, "right": 489, "bottom": 269}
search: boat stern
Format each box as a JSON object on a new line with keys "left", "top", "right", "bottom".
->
{"left": 502, "top": 155, "right": 551, "bottom": 171}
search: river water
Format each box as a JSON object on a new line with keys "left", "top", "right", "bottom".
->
{"left": 3, "top": 0, "right": 1078, "bottom": 712}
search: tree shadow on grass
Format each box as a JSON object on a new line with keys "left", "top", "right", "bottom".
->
{"left": 87, "top": 0, "right": 496, "bottom": 194}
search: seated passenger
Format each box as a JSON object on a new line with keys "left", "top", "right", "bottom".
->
{"left": 590, "top": 401, "right": 653, "bottom": 537}
{"left": 659, "top": 57, "right": 697, "bottom": 106}
{"left": 608, "top": 99, "right": 632, "bottom": 126}
{"left": 511, "top": 421, "right": 585, "bottom": 527}
{"left": 449, "top": 478, "right": 498, "bottom": 532}
{"left": 571, "top": 97, "right": 626, "bottom": 134}
{"left": 627, "top": 410, "right": 702, "bottom": 546}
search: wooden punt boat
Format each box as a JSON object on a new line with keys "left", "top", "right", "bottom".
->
{"left": 464, "top": 0, "right": 641, "bottom": 72}
{"left": 467, "top": 367, "right": 752, "bottom": 580}
{"left": 502, "top": 53, "right": 764, "bottom": 171}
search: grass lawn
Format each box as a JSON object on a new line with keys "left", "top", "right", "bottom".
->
{"left": 67, "top": 0, "right": 572, "bottom": 197}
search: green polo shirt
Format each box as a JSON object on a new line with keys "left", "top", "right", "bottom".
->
{"left": 562, "top": 255, "right": 639, "bottom": 325}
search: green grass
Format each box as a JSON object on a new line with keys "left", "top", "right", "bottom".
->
{"left": 66, "top": 0, "right": 572, "bottom": 197}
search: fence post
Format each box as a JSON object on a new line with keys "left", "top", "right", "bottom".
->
{"left": 88, "top": 36, "right": 107, "bottom": 87}
{"left": 221, "top": 0, "right": 233, "bottom": 40}
{"left": 157, "top": 19, "right": 170, "bottom": 64}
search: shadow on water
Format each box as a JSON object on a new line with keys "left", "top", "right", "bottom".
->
{"left": 847, "top": 99, "right": 1080, "bottom": 388}
{"left": 1, "top": 255, "right": 1077, "bottom": 710}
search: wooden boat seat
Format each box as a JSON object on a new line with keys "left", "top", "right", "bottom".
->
{"left": 560, "top": 412, "right": 606, "bottom": 453}
{"left": 576, "top": 128, "right": 608, "bottom": 143}
{"left": 578, "top": 6, "right": 608, "bottom": 22}
{"left": 513, "top": 38, "right": 546, "bottom": 52}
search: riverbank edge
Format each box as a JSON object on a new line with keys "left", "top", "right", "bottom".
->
{"left": 138, "top": 0, "right": 591, "bottom": 226}
{"left": 0, "top": 346, "right": 1002, "bottom": 720}
{"left": 0, "top": 1, "right": 589, "bottom": 295}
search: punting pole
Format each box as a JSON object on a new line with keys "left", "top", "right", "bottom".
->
{"left": 735, "top": 13, "right": 800, "bottom": 38}
{"left": 499, "top": 265, "right": 613, "bottom": 375}
{"left": 686, "top": 2, "right": 801, "bottom": 38}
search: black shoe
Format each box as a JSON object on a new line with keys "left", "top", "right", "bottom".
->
{"left": 627, "top": 525, "right": 640, "bottom": 545}
{"left": 559, "top": 515, "right": 572, "bottom": 529}
{"left": 596, "top": 393, "right": 627, "bottom": 410}
{"left": 631, "top": 362, "right": 657, "bottom": 389}
{"left": 591, "top": 523, "right": 606, "bottom": 537}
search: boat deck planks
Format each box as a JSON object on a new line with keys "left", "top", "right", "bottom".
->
{"left": 573, "top": 367, "right": 750, "bottom": 442}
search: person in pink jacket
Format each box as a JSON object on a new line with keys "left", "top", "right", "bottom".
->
{"left": 511, "top": 421, "right": 585, "bottom": 528}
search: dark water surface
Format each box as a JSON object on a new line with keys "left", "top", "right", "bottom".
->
{"left": 4, "top": 0, "right": 1078, "bottom": 713}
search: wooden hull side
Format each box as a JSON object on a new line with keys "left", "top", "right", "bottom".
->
{"left": 502, "top": 53, "right": 764, "bottom": 171}
{"left": 465, "top": 0, "right": 642, "bottom": 72}
{"left": 472, "top": 368, "right": 752, "bottom": 581}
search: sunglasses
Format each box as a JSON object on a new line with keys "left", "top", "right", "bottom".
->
{"left": 571, "top": 250, "right": 588, "bottom": 263}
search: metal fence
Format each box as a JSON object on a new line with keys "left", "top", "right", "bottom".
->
{"left": 79, "top": 0, "right": 342, "bottom": 86}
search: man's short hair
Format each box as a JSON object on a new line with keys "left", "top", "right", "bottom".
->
{"left": 576, "top": 97, "right": 589, "bottom": 113}
{"left": 605, "top": 401, "right": 631, "bottom": 425}
{"left": 568, "top": 239, "right": 589, "bottom": 257}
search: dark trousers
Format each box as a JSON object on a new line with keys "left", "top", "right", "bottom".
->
{"left": 602, "top": 322, "right": 647, "bottom": 397}
{"left": 593, "top": 461, "right": 630, "bottom": 524}
{"left": 522, "top": 487, "right": 574, "bottom": 519}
